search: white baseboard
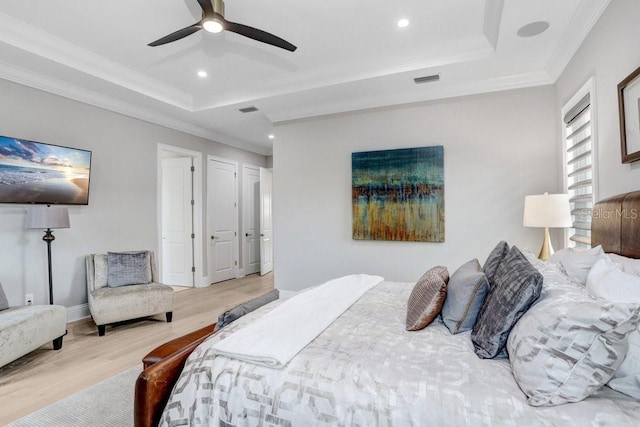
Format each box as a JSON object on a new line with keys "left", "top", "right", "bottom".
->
{"left": 66, "top": 303, "right": 90, "bottom": 323}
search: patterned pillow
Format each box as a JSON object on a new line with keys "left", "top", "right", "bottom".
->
{"left": 0, "top": 281, "right": 9, "bottom": 311}
{"left": 482, "top": 240, "right": 509, "bottom": 286}
{"left": 508, "top": 261, "right": 640, "bottom": 406}
{"left": 472, "top": 246, "right": 542, "bottom": 358}
{"left": 107, "top": 251, "right": 152, "bottom": 287}
{"left": 406, "top": 266, "right": 449, "bottom": 331}
{"left": 441, "top": 259, "right": 490, "bottom": 334}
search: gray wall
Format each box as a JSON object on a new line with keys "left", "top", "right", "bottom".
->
{"left": 0, "top": 78, "right": 266, "bottom": 310}
{"left": 555, "top": 0, "right": 640, "bottom": 200}
{"left": 273, "top": 86, "right": 559, "bottom": 291}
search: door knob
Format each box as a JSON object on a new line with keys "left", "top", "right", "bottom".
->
{"left": 211, "top": 235, "right": 216, "bottom": 240}
{"left": 260, "top": 233, "right": 265, "bottom": 237}
{"left": 245, "top": 233, "right": 250, "bottom": 237}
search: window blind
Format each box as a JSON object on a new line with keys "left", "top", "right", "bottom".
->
{"left": 564, "top": 93, "right": 593, "bottom": 248}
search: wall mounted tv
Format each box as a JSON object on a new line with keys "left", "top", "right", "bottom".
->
{"left": 0, "top": 135, "right": 92, "bottom": 205}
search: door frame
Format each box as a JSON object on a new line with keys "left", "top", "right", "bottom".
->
{"left": 157, "top": 144, "right": 205, "bottom": 287}
{"left": 207, "top": 155, "right": 240, "bottom": 282}
{"left": 241, "top": 164, "right": 261, "bottom": 277}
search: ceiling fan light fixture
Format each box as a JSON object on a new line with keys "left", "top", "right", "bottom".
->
{"left": 203, "top": 19, "right": 224, "bottom": 33}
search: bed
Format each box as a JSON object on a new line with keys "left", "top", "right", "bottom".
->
{"left": 134, "top": 191, "right": 640, "bottom": 427}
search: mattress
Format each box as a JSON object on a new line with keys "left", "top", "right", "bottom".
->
{"left": 160, "top": 280, "right": 640, "bottom": 426}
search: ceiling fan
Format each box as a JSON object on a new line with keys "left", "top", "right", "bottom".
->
{"left": 148, "top": 0, "right": 297, "bottom": 52}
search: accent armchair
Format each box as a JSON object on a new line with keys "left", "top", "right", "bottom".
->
{"left": 85, "top": 251, "right": 175, "bottom": 336}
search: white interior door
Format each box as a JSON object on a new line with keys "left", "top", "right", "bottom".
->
{"left": 242, "top": 165, "right": 260, "bottom": 275}
{"left": 161, "top": 157, "right": 194, "bottom": 286}
{"left": 208, "top": 158, "right": 238, "bottom": 283}
{"left": 259, "top": 167, "right": 273, "bottom": 275}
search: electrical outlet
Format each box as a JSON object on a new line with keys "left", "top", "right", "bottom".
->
{"left": 25, "top": 293, "right": 34, "bottom": 306}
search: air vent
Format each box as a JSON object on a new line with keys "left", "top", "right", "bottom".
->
{"left": 239, "top": 106, "right": 259, "bottom": 113}
{"left": 413, "top": 74, "right": 440, "bottom": 84}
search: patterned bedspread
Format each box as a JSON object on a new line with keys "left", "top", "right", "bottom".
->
{"left": 160, "top": 281, "right": 640, "bottom": 426}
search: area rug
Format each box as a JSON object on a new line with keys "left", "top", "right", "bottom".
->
{"left": 9, "top": 365, "right": 141, "bottom": 427}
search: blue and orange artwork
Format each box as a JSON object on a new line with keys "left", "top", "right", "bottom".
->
{"left": 352, "top": 146, "right": 444, "bottom": 242}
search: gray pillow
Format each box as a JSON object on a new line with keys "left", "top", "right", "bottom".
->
{"left": 548, "top": 245, "right": 604, "bottom": 285}
{"left": 441, "top": 259, "right": 490, "bottom": 334}
{"left": 107, "top": 251, "right": 152, "bottom": 287}
{"left": 482, "top": 241, "right": 509, "bottom": 287}
{"left": 0, "top": 281, "right": 9, "bottom": 311}
{"left": 472, "top": 246, "right": 543, "bottom": 359}
{"left": 216, "top": 289, "right": 280, "bottom": 330}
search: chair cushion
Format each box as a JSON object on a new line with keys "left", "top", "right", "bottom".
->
{"left": 89, "top": 283, "right": 174, "bottom": 325}
{"left": 107, "top": 251, "right": 152, "bottom": 287}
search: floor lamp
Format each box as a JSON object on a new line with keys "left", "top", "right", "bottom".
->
{"left": 523, "top": 193, "right": 572, "bottom": 260}
{"left": 25, "top": 206, "right": 70, "bottom": 305}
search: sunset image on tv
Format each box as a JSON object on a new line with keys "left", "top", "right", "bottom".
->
{"left": 0, "top": 136, "right": 92, "bottom": 205}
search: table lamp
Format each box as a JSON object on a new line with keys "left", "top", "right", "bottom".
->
{"left": 523, "top": 193, "right": 572, "bottom": 260}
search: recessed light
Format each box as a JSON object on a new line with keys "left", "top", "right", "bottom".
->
{"left": 268, "top": 134, "right": 275, "bottom": 140}
{"left": 397, "top": 18, "right": 410, "bottom": 28}
{"left": 517, "top": 21, "right": 550, "bottom": 38}
{"left": 197, "top": 70, "right": 207, "bottom": 78}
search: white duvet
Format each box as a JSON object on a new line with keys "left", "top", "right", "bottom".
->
{"left": 160, "top": 279, "right": 640, "bottom": 426}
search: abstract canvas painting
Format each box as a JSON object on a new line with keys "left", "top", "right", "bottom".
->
{"left": 352, "top": 146, "right": 444, "bottom": 242}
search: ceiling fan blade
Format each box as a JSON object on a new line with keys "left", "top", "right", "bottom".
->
{"left": 224, "top": 20, "right": 297, "bottom": 52}
{"left": 148, "top": 23, "right": 202, "bottom": 47}
{"left": 196, "top": 0, "right": 214, "bottom": 17}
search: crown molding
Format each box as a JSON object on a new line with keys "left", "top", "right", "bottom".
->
{"left": 545, "top": 0, "right": 611, "bottom": 81}
{"left": 0, "top": 61, "right": 270, "bottom": 156}
{"left": 0, "top": 12, "right": 193, "bottom": 111}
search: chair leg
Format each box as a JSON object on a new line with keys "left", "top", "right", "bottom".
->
{"left": 53, "top": 336, "right": 64, "bottom": 350}
{"left": 166, "top": 312, "right": 173, "bottom": 323}
{"left": 98, "top": 325, "right": 106, "bottom": 336}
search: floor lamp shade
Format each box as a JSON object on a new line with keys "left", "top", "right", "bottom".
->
{"left": 25, "top": 206, "right": 70, "bottom": 305}
{"left": 25, "top": 206, "right": 70, "bottom": 230}
{"left": 523, "top": 193, "right": 572, "bottom": 260}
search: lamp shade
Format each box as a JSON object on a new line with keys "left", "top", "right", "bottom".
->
{"left": 25, "top": 206, "right": 70, "bottom": 229}
{"left": 523, "top": 193, "right": 572, "bottom": 228}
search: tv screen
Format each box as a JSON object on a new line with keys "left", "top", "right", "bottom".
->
{"left": 0, "top": 135, "right": 92, "bottom": 205}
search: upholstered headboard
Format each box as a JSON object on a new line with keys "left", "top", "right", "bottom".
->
{"left": 592, "top": 191, "right": 640, "bottom": 258}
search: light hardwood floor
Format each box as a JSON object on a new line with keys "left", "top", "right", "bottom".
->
{"left": 0, "top": 273, "right": 274, "bottom": 425}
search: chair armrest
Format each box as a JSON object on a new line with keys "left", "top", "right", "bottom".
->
{"left": 134, "top": 323, "right": 217, "bottom": 427}
{"left": 142, "top": 323, "right": 216, "bottom": 369}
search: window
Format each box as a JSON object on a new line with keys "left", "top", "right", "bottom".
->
{"left": 562, "top": 81, "right": 596, "bottom": 249}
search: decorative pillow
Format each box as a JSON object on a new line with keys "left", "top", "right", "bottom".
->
{"left": 107, "top": 251, "right": 152, "bottom": 287}
{"left": 216, "top": 289, "right": 280, "bottom": 331}
{"left": 472, "top": 246, "right": 542, "bottom": 359}
{"left": 482, "top": 240, "right": 509, "bottom": 287}
{"left": 0, "top": 281, "right": 9, "bottom": 311}
{"left": 586, "top": 257, "right": 640, "bottom": 399}
{"left": 441, "top": 259, "right": 490, "bottom": 334}
{"left": 406, "top": 266, "right": 449, "bottom": 331}
{"left": 548, "top": 245, "right": 603, "bottom": 285}
{"left": 608, "top": 253, "right": 640, "bottom": 276}
{"left": 508, "top": 262, "right": 640, "bottom": 406}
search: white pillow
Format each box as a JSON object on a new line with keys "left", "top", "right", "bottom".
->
{"left": 608, "top": 253, "right": 640, "bottom": 276}
{"left": 548, "top": 245, "right": 603, "bottom": 285}
{"left": 586, "top": 257, "right": 640, "bottom": 399}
